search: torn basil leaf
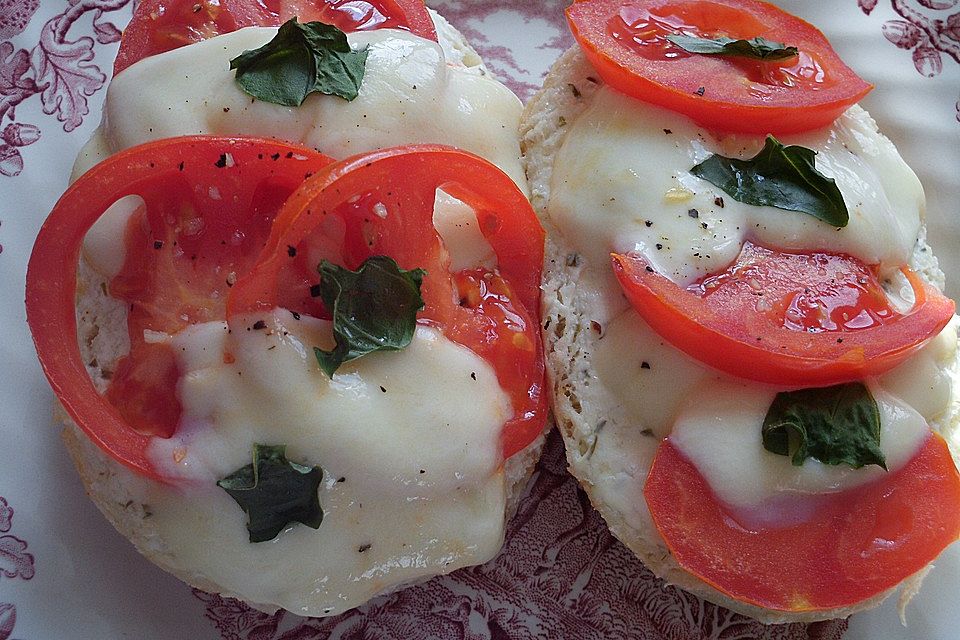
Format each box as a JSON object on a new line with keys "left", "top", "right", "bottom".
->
{"left": 666, "top": 35, "right": 799, "bottom": 61}
{"left": 218, "top": 444, "right": 323, "bottom": 543}
{"left": 762, "top": 382, "right": 887, "bottom": 470}
{"left": 691, "top": 135, "right": 848, "bottom": 227}
{"left": 230, "top": 18, "right": 368, "bottom": 106}
{"left": 314, "top": 255, "right": 426, "bottom": 377}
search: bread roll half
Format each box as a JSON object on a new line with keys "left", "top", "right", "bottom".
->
{"left": 520, "top": 46, "right": 960, "bottom": 624}
{"left": 57, "top": 11, "right": 547, "bottom": 617}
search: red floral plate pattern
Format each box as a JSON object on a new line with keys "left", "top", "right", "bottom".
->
{"left": 1, "top": 1, "right": 957, "bottom": 638}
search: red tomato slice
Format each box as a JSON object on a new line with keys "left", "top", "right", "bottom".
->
{"left": 644, "top": 434, "right": 960, "bottom": 612}
{"left": 105, "top": 342, "right": 183, "bottom": 439}
{"left": 114, "top": 0, "right": 436, "bottom": 76}
{"left": 26, "top": 137, "right": 334, "bottom": 480}
{"left": 611, "top": 242, "right": 955, "bottom": 387}
{"left": 114, "top": 0, "right": 273, "bottom": 75}
{"left": 566, "top": 0, "right": 872, "bottom": 134}
{"left": 228, "top": 145, "right": 547, "bottom": 458}
{"left": 276, "top": 0, "right": 436, "bottom": 40}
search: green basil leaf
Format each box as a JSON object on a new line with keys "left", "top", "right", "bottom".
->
{"left": 691, "top": 135, "right": 849, "bottom": 227}
{"left": 666, "top": 35, "right": 799, "bottom": 61}
{"left": 762, "top": 382, "right": 887, "bottom": 470}
{"left": 314, "top": 255, "right": 426, "bottom": 377}
{"left": 217, "top": 444, "right": 323, "bottom": 543}
{"left": 229, "top": 18, "right": 368, "bottom": 106}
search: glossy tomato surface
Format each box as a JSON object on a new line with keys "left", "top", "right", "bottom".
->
{"left": 28, "top": 140, "right": 545, "bottom": 479}
{"left": 26, "top": 137, "right": 335, "bottom": 480}
{"left": 277, "top": 0, "right": 436, "bottom": 39}
{"left": 567, "top": 0, "right": 872, "bottom": 133}
{"left": 228, "top": 145, "right": 547, "bottom": 458}
{"left": 612, "top": 243, "right": 955, "bottom": 387}
{"left": 114, "top": 0, "right": 436, "bottom": 75}
{"left": 644, "top": 435, "right": 960, "bottom": 611}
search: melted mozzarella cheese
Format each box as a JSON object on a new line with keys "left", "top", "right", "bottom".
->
{"left": 82, "top": 195, "right": 143, "bottom": 280}
{"left": 556, "top": 86, "right": 953, "bottom": 522}
{"left": 433, "top": 190, "right": 496, "bottom": 272}
{"left": 589, "top": 311, "right": 957, "bottom": 521}
{"left": 550, "top": 88, "right": 923, "bottom": 324}
{"left": 73, "top": 27, "right": 525, "bottom": 190}
{"left": 138, "top": 310, "right": 511, "bottom": 615}
{"left": 878, "top": 319, "right": 959, "bottom": 421}
{"left": 669, "top": 382, "right": 929, "bottom": 525}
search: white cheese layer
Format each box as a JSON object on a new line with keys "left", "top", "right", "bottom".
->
{"left": 670, "top": 383, "right": 929, "bottom": 524}
{"left": 136, "top": 310, "right": 511, "bottom": 615}
{"left": 588, "top": 313, "right": 957, "bottom": 529}
{"left": 73, "top": 26, "right": 525, "bottom": 189}
{"left": 549, "top": 89, "right": 924, "bottom": 324}
{"left": 433, "top": 189, "right": 496, "bottom": 272}
{"left": 550, "top": 86, "right": 950, "bottom": 524}
{"left": 81, "top": 195, "right": 144, "bottom": 281}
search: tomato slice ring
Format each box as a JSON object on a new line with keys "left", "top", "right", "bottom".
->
{"left": 228, "top": 145, "right": 547, "bottom": 458}
{"left": 644, "top": 434, "right": 960, "bottom": 612}
{"left": 566, "top": 0, "right": 872, "bottom": 134}
{"left": 26, "top": 137, "right": 335, "bottom": 480}
{"left": 611, "top": 243, "right": 955, "bottom": 387}
{"left": 114, "top": 0, "right": 437, "bottom": 76}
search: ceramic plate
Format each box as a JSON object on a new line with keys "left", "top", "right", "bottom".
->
{"left": 1, "top": 1, "right": 957, "bottom": 638}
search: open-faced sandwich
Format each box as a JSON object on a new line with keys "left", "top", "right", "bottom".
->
{"left": 521, "top": 0, "right": 960, "bottom": 624}
{"left": 25, "top": 0, "right": 547, "bottom": 617}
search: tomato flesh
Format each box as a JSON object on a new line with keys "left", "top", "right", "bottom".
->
{"left": 450, "top": 270, "right": 544, "bottom": 457}
{"left": 228, "top": 145, "right": 547, "bottom": 458}
{"left": 644, "top": 434, "right": 960, "bottom": 611}
{"left": 275, "top": 0, "right": 436, "bottom": 40}
{"left": 567, "top": 0, "right": 872, "bottom": 134}
{"left": 105, "top": 342, "right": 182, "bottom": 438}
{"left": 612, "top": 242, "right": 955, "bottom": 387}
{"left": 114, "top": 0, "right": 436, "bottom": 76}
{"left": 26, "top": 137, "right": 334, "bottom": 479}
{"left": 114, "top": 0, "right": 270, "bottom": 75}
